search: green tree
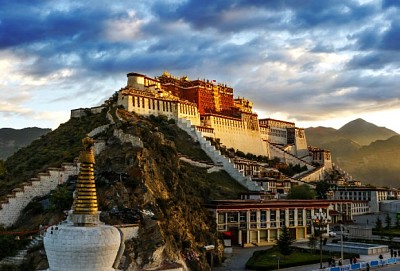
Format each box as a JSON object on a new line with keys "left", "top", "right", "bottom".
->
{"left": 287, "top": 184, "right": 316, "bottom": 199}
{"left": 277, "top": 224, "right": 294, "bottom": 256}
{"left": 308, "top": 234, "right": 318, "bottom": 253}
{"left": 375, "top": 216, "right": 383, "bottom": 231}
{"left": 0, "top": 160, "right": 5, "bottom": 177}
{"left": 50, "top": 185, "right": 73, "bottom": 211}
{"left": 395, "top": 216, "right": 400, "bottom": 229}
{"left": 385, "top": 213, "right": 392, "bottom": 230}
{"left": 315, "top": 181, "right": 330, "bottom": 199}
{"left": 0, "top": 235, "right": 21, "bottom": 260}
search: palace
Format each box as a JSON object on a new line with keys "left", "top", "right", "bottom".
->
{"left": 116, "top": 72, "right": 332, "bottom": 180}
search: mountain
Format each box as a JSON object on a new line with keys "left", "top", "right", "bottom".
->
{"left": 0, "top": 127, "right": 51, "bottom": 160}
{"left": 1, "top": 106, "right": 246, "bottom": 270}
{"left": 305, "top": 119, "right": 400, "bottom": 187}
{"left": 336, "top": 118, "right": 398, "bottom": 146}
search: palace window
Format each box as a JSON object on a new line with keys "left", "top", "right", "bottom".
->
{"left": 280, "top": 210, "right": 286, "bottom": 222}
{"left": 250, "top": 211, "right": 257, "bottom": 228}
{"left": 270, "top": 210, "right": 276, "bottom": 221}
{"left": 227, "top": 212, "right": 238, "bottom": 223}
{"left": 218, "top": 213, "right": 225, "bottom": 224}
{"left": 298, "top": 209, "right": 303, "bottom": 226}
{"left": 260, "top": 210, "right": 267, "bottom": 228}
{"left": 239, "top": 211, "right": 247, "bottom": 229}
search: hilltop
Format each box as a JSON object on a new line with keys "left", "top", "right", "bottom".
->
{"left": 0, "top": 127, "right": 51, "bottom": 160}
{"left": 306, "top": 119, "right": 400, "bottom": 187}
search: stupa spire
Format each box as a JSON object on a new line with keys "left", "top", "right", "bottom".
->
{"left": 73, "top": 135, "right": 98, "bottom": 214}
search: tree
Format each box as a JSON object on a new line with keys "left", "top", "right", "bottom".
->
{"left": 385, "top": 213, "right": 392, "bottom": 230}
{"left": 0, "top": 160, "right": 5, "bottom": 178}
{"left": 277, "top": 224, "right": 294, "bottom": 256}
{"left": 308, "top": 234, "right": 318, "bottom": 253}
{"left": 0, "top": 235, "right": 22, "bottom": 259}
{"left": 50, "top": 185, "right": 73, "bottom": 211}
{"left": 315, "top": 181, "right": 330, "bottom": 199}
{"left": 395, "top": 216, "right": 400, "bottom": 229}
{"left": 287, "top": 184, "right": 316, "bottom": 199}
{"left": 375, "top": 216, "right": 383, "bottom": 231}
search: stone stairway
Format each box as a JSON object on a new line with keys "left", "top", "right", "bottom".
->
{"left": 269, "top": 142, "right": 314, "bottom": 169}
{"left": 0, "top": 235, "right": 43, "bottom": 269}
{"left": 26, "top": 235, "right": 44, "bottom": 250}
{"left": 0, "top": 249, "right": 28, "bottom": 268}
{"left": 0, "top": 163, "right": 78, "bottom": 228}
{"left": 177, "top": 118, "right": 261, "bottom": 191}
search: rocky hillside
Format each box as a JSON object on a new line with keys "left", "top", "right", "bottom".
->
{"left": 0, "top": 127, "right": 51, "bottom": 160}
{"left": 306, "top": 119, "right": 400, "bottom": 187}
{"left": 2, "top": 106, "right": 248, "bottom": 270}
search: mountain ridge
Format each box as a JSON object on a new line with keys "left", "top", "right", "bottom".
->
{"left": 305, "top": 118, "right": 400, "bottom": 187}
{"left": 0, "top": 127, "right": 51, "bottom": 160}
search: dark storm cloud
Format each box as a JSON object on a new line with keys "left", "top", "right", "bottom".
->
{"left": 151, "top": 0, "right": 376, "bottom": 32}
{"left": 347, "top": 52, "right": 400, "bottom": 70}
{"left": 0, "top": 2, "right": 108, "bottom": 49}
{"left": 1, "top": 0, "right": 400, "bottom": 129}
{"left": 382, "top": 0, "right": 400, "bottom": 9}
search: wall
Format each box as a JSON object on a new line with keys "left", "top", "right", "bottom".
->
{"left": 117, "top": 91, "right": 200, "bottom": 126}
{"left": 269, "top": 144, "right": 314, "bottom": 170}
{"left": 70, "top": 106, "right": 105, "bottom": 118}
{"left": 294, "top": 128, "right": 309, "bottom": 157}
{"left": 177, "top": 118, "right": 261, "bottom": 191}
{"left": 201, "top": 114, "right": 268, "bottom": 156}
{"left": 0, "top": 163, "right": 79, "bottom": 228}
{"left": 297, "top": 166, "right": 326, "bottom": 182}
{"left": 113, "top": 129, "right": 143, "bottom": 148}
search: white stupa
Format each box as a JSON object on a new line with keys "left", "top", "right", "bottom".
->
{"left": 44, "top": 136, "right": 122, "bottom": 271}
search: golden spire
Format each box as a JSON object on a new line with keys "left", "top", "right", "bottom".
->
{"left": 73, "top": 136, "right": 98, "bottom": 214}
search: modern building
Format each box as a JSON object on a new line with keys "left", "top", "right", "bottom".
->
{"left": 207, "top": 199, "right": 351, "bottom": 247}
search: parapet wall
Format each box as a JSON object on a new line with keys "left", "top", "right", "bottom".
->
{"left": 70, "top": 106, "right": 105, "bottom": 118}
{"left": 269, "top": 143, "right": 313, "bottom": 170}
{"left": 0, "top": 163, "right": 79, "bottom": 228}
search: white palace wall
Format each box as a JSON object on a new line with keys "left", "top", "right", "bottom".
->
{"left": 177, "top": 118, "right": 261, "bottom": 191}
{"left": 202, "top": 115, "right": 268, "bottom": 157}
{"left": 118, "top": 90, "right": 200, "bottom": 126}
{"left": 0, "top": 163, "right": 79, "bottom": 228}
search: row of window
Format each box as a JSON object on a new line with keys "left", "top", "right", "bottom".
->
{"left": 220, "top": 209, "right": 322, "bottom": 224}
{"left": 269, "top": 128, "right": 287, "bottom": 138}
{"left": 131, "top": 96, "right": 199, "bottom": 116}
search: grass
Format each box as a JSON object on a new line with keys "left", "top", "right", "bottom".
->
{"left": 178, "top": 162, "right": 248, "bottom": 202}
{"left": 246, "top": 246, "right": 357, "bottom": 271}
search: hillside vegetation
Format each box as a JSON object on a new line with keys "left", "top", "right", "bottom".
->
{"left": 0, "top": 110, "right": 109, "bottom": 198}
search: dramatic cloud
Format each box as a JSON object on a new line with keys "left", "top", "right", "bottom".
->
{"left": 0, "top": 0, "right": 399, "bottom": 132}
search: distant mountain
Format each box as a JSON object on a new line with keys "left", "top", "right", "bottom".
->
{"left": 337, "top": 118, "right": 398, "bottom": 146}
{"left": 337, "top": 135, "right": 400, "bottom": 188}
{"left": 305, "top": 119, "right": 400, "bottom": 187}
{"left": 0, "top": 127, "right": 51, "bottom": 160}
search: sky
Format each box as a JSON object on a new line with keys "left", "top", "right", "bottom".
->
{"left": 1, "top": 0, "right": 400, "bottom": 132}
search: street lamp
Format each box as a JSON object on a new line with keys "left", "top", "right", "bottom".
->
{"left": 271, "top": 255, "right": 280, "bottom": 270}
{"left": 340, "top": 223, "right": 344, "bottom": 261}
{"left": 313, "top": 212, "right": 329, "bottom": 269}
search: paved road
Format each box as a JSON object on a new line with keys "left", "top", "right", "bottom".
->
{"left": 212, "top": 245, "right": 394, "bottom": 271}
{"left": 213, "top": 246, "right": 270, "bottom": 271}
